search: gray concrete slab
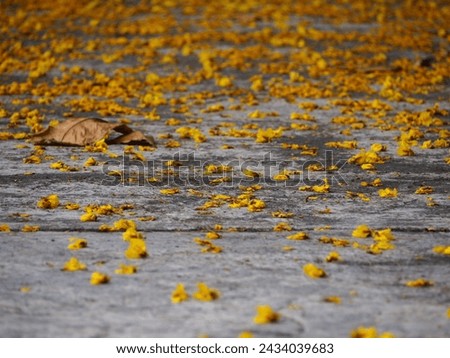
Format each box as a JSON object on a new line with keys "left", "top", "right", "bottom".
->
{"left": 0, "top": 0, "right": 449, "bottom": 337}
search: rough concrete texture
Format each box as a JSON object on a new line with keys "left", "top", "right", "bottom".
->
{"left": 0, "top": 0, "right": 449, "bottom": 337}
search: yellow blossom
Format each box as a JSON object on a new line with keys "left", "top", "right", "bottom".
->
{"left": 373, "top": 228, "right": 395, "bottom": 241}
{"left": 273, "top": 173, "right": 290, "bottom": 181}
{"left": 205, "top": 231, "right": 221, "bottom": 240}
{"left": 378, "top": 188, "right": 398, "bottom": 198}
{"left": 415, "top": 186, "right": 433, "bottom": 195}
{"left": 303, "top": 263, "right": 326, "bottom": 278}
{"left": 397, "top": 142, "right": 414, "bottom": 156}
{"left": 238, "top": 331, "right": 254, "bottom": 338}
{"left": 90, "top": 272, "right": 110, "bottom": 285}
{"left": 80, "top": 212, "right": 97, "bottom": 222}
{"left": 193, "top": 282, "right": 220, "bottom": 301}
{"left": 84, "top": 157, "right": 98, "bottom": 167}
{"left": 160, "top": 188, "right": 180, "bottom": 195}
{"left": 286, "top": 232, "right": 309, "bottom": 240}
{"left": 176, "top": 127, "right": 207, "bottom": 143}
{"left": 123, "top": 227, "right": 144, "bottom": 241}
{"left": 348, "top": 150, "right": 385, "bottom": 165}
{"left": 115, "top": 264, "right": 137, "bottom": 275}
{"left": 21, "top": 225, "right": 40, "bottom": 232}
{"left": 255, "top": 127, "right": 283, "bottom": 143}
{"left": 125, "top": 239, "right": 148, "bottom": 259}
{"left": 405, "top": 278, "right": 434, "bottom": 287}
{"left": 352, "top": 224, "right": 372, "bottom": 238}
{"left": 65, "top": 202, "right": 80, "bottom": 210}
{"left": 37, "top": 194, "right": 60, "bottom": 209}
{"left": 62, "top": 257, "right": 87, "bottom": 271}
{"left": 194, "top": 238, "right": 223, "bottom": 254}
{"left": 361, "top": 163, "right": 376, "bottom": 170}
{"left": 247, "top": 199, "right": 266, "bottom": 212}
{"left": 67, "top": 238, "right": 88, "bottom": 250}
{"left": 114, "top": 219, "right": 136, "bottom": 231}
{"left": 325, "top": 140, "right": 358, "bottom": 149}
{"left": 433, "top": 246, "right": 450, "bottom": 256}
{"left": 282, "top": 246, "right": 295, "bottom": 251}
{"left": 324, "top": 296, "right": 341, "bottom": 304}
{"left": 299, "top": 178, "right": 330, "bottom": 193}
{"left": 171, "top": 283, "right": 189, "bottom": 303}
{"left": 253, "top": 305, "right": 280, "bottom": 324}
{"left": 216, "top": 76, "right": 233, "bottom": 87}
{"left": 271, "top": 211, "right": 293, "bottom": 218}
{"left": 371, "top": 143, "right": 387, "bottom": 152}
{"left": 361, "top": 178, "right": 382, "bottom": 187}
{"left": 325, "top": 251, "right": 341, "bottom": 262}
{"left": 350, "top": 326, "right": 394, "bottom": 338}
{"left": 0, "top": 224, "right": 11, "bottom": 232}
{"left": 243, "top": 169, "right": 260, "bottom": 178}
{"left": 273, "top": 222, "right": 292, "bottom": 232}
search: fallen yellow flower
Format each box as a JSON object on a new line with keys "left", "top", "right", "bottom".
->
{"left": 67, "top": 238, "right": 88, "bottom": 250}
{"left": 272, "top": 211, "right": 294, "bottom": 218}
{"left": 415, "top": 186, "right": 433, "bottom": 194}
{"left": 21, "top": 225, "right": 40, "bottom": 232}
{"left": 125, "top": 238, "right": 148, "bottom": 259}
{"left": 352, "top": 224, "right": 372, "bottom": 238}
{"left": 123, "top": 227, "right": 144, "bottom": 241}
{"left": 64, "top": 202, "right": 80, "bottom": 210}
{"left": 405, "top": 278, "right": 434, "bottom": 287}
{"left": 325, "top": 251, "right": 341, "bottom": 262}
{"left": 84, "top": 157, "right": 98, "bottom": 167}
{"left": 238, "top": 331, "right": 254, "bottom": 338}
{"left": 255, "top": 127, "right": 283, "bottom": 143}
{"left": 62, "top": 257, "right": 87, "bottom": 271}
{"left": 325, "top": 140, "right": 358, "bottom": 149}
{"left": 90, "top": 272, "right": 110, "bottom": 285}
{"left": 324, "top": 296, "right": 341, "bottom": 304}
{"left": 303, "top": 263, "right": 326, "bottom": 278}
{"left": 247, "top": 199, "right": 266, "bottom": 212}
{"left": 433, "top": 246, "right": 450, "bottom": 255}
{"left": 115, "top": 264, "right": 137, "bottom": 275}
{"left": 350, "top": 326, "right": 395, "bottom": 338}
{"left": 253, "top": 305, "right": 280, "bottom": 324}
{"left": 378, "top": 188, "right": 398, "bottom": 198}
{"left": 273, "top": 222, "right": 293, "bottom": 232}
{"left": 37, "top": 194, "right": 60, "bottom": 209}
{"left": 193, "top": 282, "right": 220, "bottom": 301}
{"left": 171, "top": 283, "right": 189, "bottom": 303}
{"left": 205, "top": 231, "right": 221, "bottom": 240}
{"left": 80, "top": 212, "right": 97, "bottom": 222}
{"left": 0, "top": 224, "right": 11, "bottom": 232}
{"left": 160, "top": 188, "right": 180, "bottom": 195}
{"left": 286, "top": 232, "right": 309, "bottom": 240}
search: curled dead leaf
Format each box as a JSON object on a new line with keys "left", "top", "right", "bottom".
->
{"left": 30, "top": 118, "right": 155, "bottom": 146}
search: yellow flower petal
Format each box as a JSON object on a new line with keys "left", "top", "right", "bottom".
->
{"left": 193, "top": 282, "right": 220, "bottom": 301}
{"left": 352, "top": 224, "right": 372, "bottom": 238}
{"left": 303, "top": 263, "right": 326, "bottom": 278}
{"left": 115, "top": 264, "right": 137, "bottom": 275}
{"left": 286, "top": 232, "right": 309, "bottom": 240}
{"left": 253, "top": 305, "right": 280, "bottom": 324}
{"left": 171, "top": 283, "right": 189, "bottom": 303}
{"left": 62, "top": 257, "right": 87, "bottom": 271}
{"left": 405, "top": 278, "right": 434, "bottom": 287}
{"left": 378, "top": 188, "right": 398, "bottom": 198}
{"left": 90, "top": 272, "right": 110, "bottom": 285}
{"left": 125, "top": 238, "right": 148, "bottom": 259}
{"left": 37, "top": 194, "right": 60, "bottom": 209}
{"left": 160, "top": 188, "right": 180, "bottom": 195}
{"left": 67, "top": 238, "right": 88, "bottom": 250}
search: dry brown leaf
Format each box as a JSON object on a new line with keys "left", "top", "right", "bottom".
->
{"left": 30, "top": 118, "right": 155, "bottom": 146}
